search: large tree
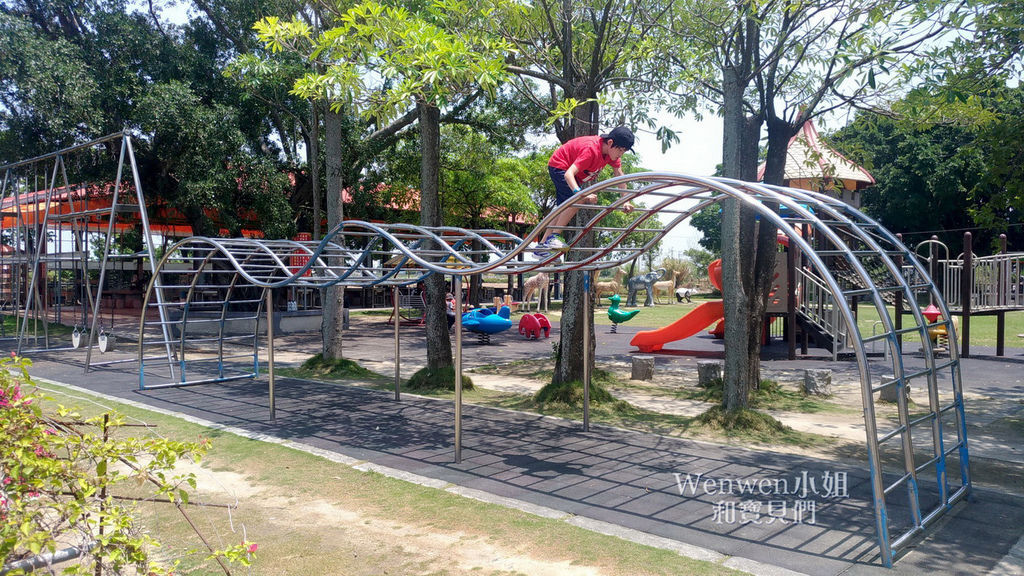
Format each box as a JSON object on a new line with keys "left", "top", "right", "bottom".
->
{"left": 0, "top": 0, "right": 301, "bottom": 232}
{"left": 667, "top": 0, "right": 966, "bottom": 410}
{"left": 258, "top": 0, "right": 510, "bottom": 368}
{"left": 832, "top": 81, "right": 1024, "bottom": 252}
{"left": 489, "top": 0, "right": 678, "bottom": 387}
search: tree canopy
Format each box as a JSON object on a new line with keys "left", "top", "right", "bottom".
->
{"left": 832, "top": 79, "right": 1024, "bottom": 252}
{"left": 0, "top": 0, "right": 299, "bottom": 237}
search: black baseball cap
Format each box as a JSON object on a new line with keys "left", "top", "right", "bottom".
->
{"left": 601, "top": 126, "right": 635, "bottom": 151}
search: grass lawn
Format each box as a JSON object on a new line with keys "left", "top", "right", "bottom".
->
{"left": 34, "top": 380, "right": 747, "bottom": 576}
{"left": 0, "top": 311, "right": 75, "bottom": 338}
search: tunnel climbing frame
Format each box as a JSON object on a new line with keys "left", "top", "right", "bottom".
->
{"left": 139, "top": 173, "right": 970, "bottom": 567}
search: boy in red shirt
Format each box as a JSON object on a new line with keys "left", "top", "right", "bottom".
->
{"left": 537, "top": 126, "right": 635, "bottom": 255}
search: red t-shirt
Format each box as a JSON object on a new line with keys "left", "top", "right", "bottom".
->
{"left": 548, "top": 136, "right": 621, "bottom": 183}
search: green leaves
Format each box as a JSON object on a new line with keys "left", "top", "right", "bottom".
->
{"left": 255, "top": 0, "right": 511, "bottom": 124}
{"left": 832, "top": 82, "right": 1024, "bottom": 250}
{"left": 0, "top": 354, "right": 245, "bottom": 573}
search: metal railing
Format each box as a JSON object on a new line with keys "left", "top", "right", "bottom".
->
{"left": 795, "top": 265, "right": 848, "bottom": 357}
{"left": 919, "top": 252, "right": 1024, "bottom": 311}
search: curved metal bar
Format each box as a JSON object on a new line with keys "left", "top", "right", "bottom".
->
{"left": 137, "top": 171, "right": 968, "bottom": 567}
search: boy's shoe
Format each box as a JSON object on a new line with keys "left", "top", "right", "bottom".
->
{"left": 531, "top": 234, "right": 568, "bottom": 259}
{"left": 545, "top": 234, "right": 568, "bottom": 252}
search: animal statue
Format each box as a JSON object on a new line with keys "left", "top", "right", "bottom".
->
{"left": 653, "top": 279, "right": 675, "bottom": 304}
{"left": 522, "top": 272, "right": 549, "bottom": 312}
{"left": 518, "top": 313, "right": 551, "bottom": 339}
{"left": 594, "top": 267, "right": 626, "bottom": 306}
{"left": 626, "top": 268, "right": 666, "bottom": 307}
{"left": 492, "top": 295, "right": 518, "bottom": 313}
{"left": 675, "top": 287, "right": 693, "bottom": 303}
{"left": 605, "top": 294, "right": 639, "bottom": 333}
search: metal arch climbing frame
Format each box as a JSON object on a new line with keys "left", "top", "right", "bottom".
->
{"left": 138, "top": 172, "right": 969, "bottom": 567}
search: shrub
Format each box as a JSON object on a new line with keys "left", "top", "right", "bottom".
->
{"left": 405, "top": 366, "right": 474, "bottom": 391}
{"left": 0, "top": 355, "right": 254, "bottom": 575}
{"left": 300, "top": 353, "right": 378, "bottom": 379}
{"left": 534, "top": 378, "right": 615, "bottom": 406}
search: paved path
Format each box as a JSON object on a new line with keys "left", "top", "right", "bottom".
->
{"left": 15, "top": 316, "right": 1024, "bottom": 576}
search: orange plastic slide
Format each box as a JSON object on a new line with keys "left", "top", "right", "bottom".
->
{"left": 629, "top": 300, "right": 724, "bottom": 353}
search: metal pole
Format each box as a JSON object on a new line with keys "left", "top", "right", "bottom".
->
{"left": 266, "top": 288, "right": 276, "bottom": 423}
{"left": 787, "top": 238, "right": 797, "bottom": 360}
{"left": 961, "top": 233, "right": 972, "bottom": 358}
{"left": 454, "top": 275, "right": 463, "bottom": 463}
{"left": 85, "top": 139, "right": 127, "bottom": 369}
{"left": 126, "top": 134, "right": 175, "bottom": 378}
{"left": 393, "top": 285, "right": 401, "bottom": 400}
{"left": 895, "top": 233, "right": 904, "bottom": 354}
{"left": 997, "top": 234, "right": 1007, "bottom": 356}
{"left": 582, "top": 270, "right": 591, "bottom": 432}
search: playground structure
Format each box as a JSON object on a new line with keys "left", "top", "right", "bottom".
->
{"left": 129, "top": 173, "right": 971, "bottom": 567}
{"left": 460, "top": 305, "right": 513, "bottom": 343}
{"left": 914, "top": 233, "right": 1024, "bottom": 357}
{"left": 0, "top": 132, "right": 172, "bottom": 372}
{"left": 631, "top": 259, "right": 724, "bottom": 351}
{"left": 517, "top": 312, "right": 550, "bottom": 339}
{"left": 1, "top": 137, "right": 974, "bottom": 568}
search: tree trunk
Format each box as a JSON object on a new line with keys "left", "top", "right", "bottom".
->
{"left": 311, "top": 101, "right": 321, "bottom": 240}
{"left": 321, "top": 108, "right": 345, "bottom": 359}
{"left": 554, "top": 223, "right": 596, "bottom": 386}
{"left": 740, "top": 115, "right": 799, "bottom": 390}
{"left": 721, "top": 66, "right": 750, "bottom": 410}
{"left": 550, "top": 99, "right": 598, "bottom": 386}
{"left": 418, "top": 101, "right": 454, "bottom": 370}
{"left": 721, "top": 58, "right": 771, "bottom": 411}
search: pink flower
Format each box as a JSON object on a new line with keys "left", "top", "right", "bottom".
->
{"left": 9, "top": 351, "right": 15, "bottom": 358}
{"left": 246, "top": 543, "right": 258, "bottom": 554}
{"left": 44, "top": 428, "right": 56, "bottom": 435}
{"left": 3, "top": 477, "right": 11, "bottom": 485}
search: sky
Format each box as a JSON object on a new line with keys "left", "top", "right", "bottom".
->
{"left": 628, "top": 114, "right": 723, "bottom": 256}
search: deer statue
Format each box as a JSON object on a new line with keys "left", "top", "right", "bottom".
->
{"left": 653, "top": 278, "right": 675, "bottom": 304}
{"left": 522, "top": 272, "right": 549, "bottom": 312}
{"left": 594, "top": 267, "right": 625, "bottom": 301}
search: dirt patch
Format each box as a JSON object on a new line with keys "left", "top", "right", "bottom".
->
{"left": 174, "top": 460, "right": 609, "bottom": 576}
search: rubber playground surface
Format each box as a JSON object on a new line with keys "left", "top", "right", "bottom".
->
{"left": 17, "top": 315, "right": 1024, "bottom": 576}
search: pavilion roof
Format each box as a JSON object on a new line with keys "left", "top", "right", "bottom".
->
{"left": 757, "top": 119, "right": 875, "bottom": 188}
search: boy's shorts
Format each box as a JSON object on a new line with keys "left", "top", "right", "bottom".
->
{"left": 548, "top": 166, "right": 576, "bottom": 205}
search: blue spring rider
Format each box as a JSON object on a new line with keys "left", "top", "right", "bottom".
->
{"left": 462, "top": 305, "right": 513, "bottom": 344}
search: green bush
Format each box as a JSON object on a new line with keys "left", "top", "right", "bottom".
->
{"left": 695, "top": 405, "right": 789, "bottom": 433}
{"left": 0, "top": 355, "right": 255, "bottom": 575}
{"left": 534, "top": 378, "right": 615, "bottom": 406}
{"left": 405, "top": 366, "right": 474, "bottom": 391}
{"left": 300, "top": 353, "right": 378, "bottom": 379}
